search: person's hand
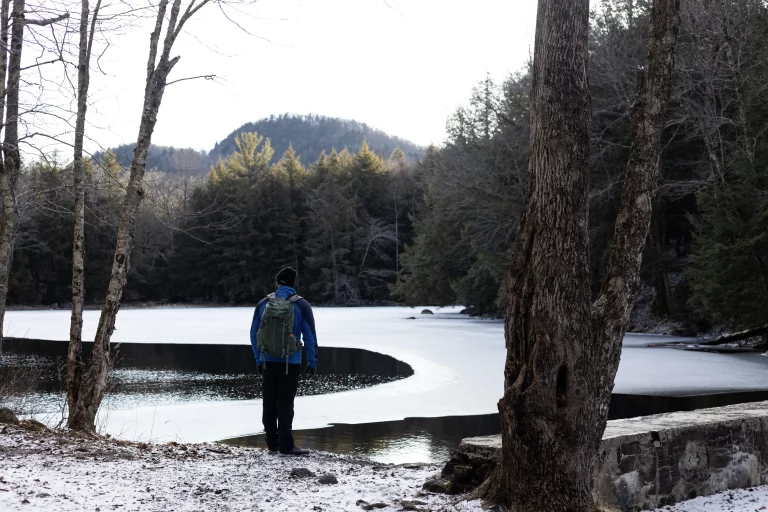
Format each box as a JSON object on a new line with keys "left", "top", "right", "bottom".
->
{"left": 305, "top": 365, "right": 316, "bottom": 376}
{"left": 256, "top": 364, "right": 263, "bottom": 376}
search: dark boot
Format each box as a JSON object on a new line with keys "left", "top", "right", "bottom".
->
{"left": 280, "top": 446, "right": 309, "bottom": 456}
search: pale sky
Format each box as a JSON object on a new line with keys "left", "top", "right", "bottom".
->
{"left": 67, "top": 0, "right": 539, "bottom": 155}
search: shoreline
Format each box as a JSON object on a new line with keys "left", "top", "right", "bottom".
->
{"left": 4, "top": 301, "right": 423, "bottom": 312}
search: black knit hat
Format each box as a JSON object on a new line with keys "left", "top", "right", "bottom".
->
{"left": 275, "top": 267, "right": 297, "bottom": 288}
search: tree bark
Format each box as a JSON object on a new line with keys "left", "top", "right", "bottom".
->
{"left": 67, "top": 0, "right": 102, "bottom": 426}
{"left": 67, "top": 0, "right": 211, "bottom": 431}
{"left": 477, "top": 0, "right": 594, "bottom": 508}
{"left": 478, "top": 0, "right": 680, "bottom": 510}
{"left": 0, "top": 0, "right": 24, "bottom": 353}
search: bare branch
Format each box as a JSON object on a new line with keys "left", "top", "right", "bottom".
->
{"left": 19, "top": 56, "right": 61, "bottom": 71}
{"left": 166, "top": 73, "right": 217, "bottom": 86}
{"left": 24, "top": 12, "right": 69, "bottom": 26}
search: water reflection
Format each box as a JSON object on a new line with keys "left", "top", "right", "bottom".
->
{"left": 223, "top": 391, "right": 768, "bottom": 464}
{"left": 224, "top": 414, "right": 501, "bottom": 464}
{"left": 609, "top": 391, "right": 768, "bottom": 418}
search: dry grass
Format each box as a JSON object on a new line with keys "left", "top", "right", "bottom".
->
{"left": 0, "top": 352, "right": 63, "bottom": 420}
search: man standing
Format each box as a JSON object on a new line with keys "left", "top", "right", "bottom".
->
{"left": 250, "top": 267, "right": 318, "bottom": 455}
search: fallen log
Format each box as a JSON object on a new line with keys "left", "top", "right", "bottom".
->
{"left": 665, "top": 345, "right": 760, "bottom": 353}
{"left": 648, "top": 322, "right": 768, "bottom": 349}
{"left": 696, "top": 323, "right": 768, "bottom": 346}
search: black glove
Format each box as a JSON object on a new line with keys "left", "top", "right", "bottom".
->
{"left": 256, "top": 364, "right": 263, "bottom": 376}
{"left": 305, "top": 365, "right": 316, "bottom": 376}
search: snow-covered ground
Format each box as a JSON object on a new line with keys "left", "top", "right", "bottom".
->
{"left": 648, "top": 488, "right": 768, "bottom": 511}
{"left": 6, "top": 307, "right": 768, "bottom": 445}
{"left": 0, "top": 424, "right": 481, "bottom": 512}
{"left": 3, "top": 422, "right": 768, "bottom": 512}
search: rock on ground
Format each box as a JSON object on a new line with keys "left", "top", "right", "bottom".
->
{"left": 290, "top": 468, "right": 316, "bottom": 479}
{"left": 317, "top": 474, "right": 338, "bottom": 485}
{"left": 0, "top": 407, "right": 19, "bottom": 424}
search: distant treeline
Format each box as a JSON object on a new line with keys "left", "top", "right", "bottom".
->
{"left": 10, "top": 0, "right": 768, "bottom": 334}
{"left": 13, "top": 137, "right": 425, "bottom": 306}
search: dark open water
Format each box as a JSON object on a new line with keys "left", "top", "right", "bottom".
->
{"left": 0, "top": 338, "right": 411, "bottom": 412}
{"left": 222, "top": 391, "right": 768, "bottom": 463}
{"left": 4, "top": 338, "right": 768, "bottom": 464}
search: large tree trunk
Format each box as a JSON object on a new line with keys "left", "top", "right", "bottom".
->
{"left": 477, "top": 0, "right": 594, "bottom": 508}
{"left": 478, "top": 0, "right": 680, "bottom": 510}
{"left": 0, "top": 0, "right": 24, "bottom": 352}
{"left": 67, "top": 0, "right": 102, "bottom": 426}
{"left": 67, "top": 0, "right": 210, "bottom": 431}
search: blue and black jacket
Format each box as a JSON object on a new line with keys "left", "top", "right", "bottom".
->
{"left": 250, "top": 286, "right": 318, "bottom": 368}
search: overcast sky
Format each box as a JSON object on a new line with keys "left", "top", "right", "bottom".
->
{"left": 79, "top": 0, "right": 537, "bottom": 154}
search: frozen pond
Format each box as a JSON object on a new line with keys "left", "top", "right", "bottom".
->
{"left": 5, "top": 307, "right": 768, "bottom": 462}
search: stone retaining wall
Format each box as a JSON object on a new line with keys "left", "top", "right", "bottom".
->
{"left": 429, "top": 401, "right": 768, "bottom": 511}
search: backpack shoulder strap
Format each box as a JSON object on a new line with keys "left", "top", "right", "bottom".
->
{"left": 288, "top": 295, "right": 302, "bottom": 303}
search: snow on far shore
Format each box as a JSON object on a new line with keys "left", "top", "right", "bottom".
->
{"left": 0, "top": 424, "right": 482, "bottom": 512}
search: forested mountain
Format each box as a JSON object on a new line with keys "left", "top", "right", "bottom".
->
{"left": 95, "top": 144, "right": 210, "bottom": 174}
{"left": 99, "top": 115, "right": 424, "bottom": 174}
{"left": 209, "top": 115, "right": 424, "bottom": 165}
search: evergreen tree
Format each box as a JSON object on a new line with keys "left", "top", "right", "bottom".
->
{"left": 269, "top": 145, "right": 308, "bottom": 282}
{"left": 397, "top": 147, "right": 469, "bottom": 307}
{"left": 688, "top": 163, "right": 768, "bottom": 328}
{"left": 304, "top": 150, "right": 361, "bottom": 303}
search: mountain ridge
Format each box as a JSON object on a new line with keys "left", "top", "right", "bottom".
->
{"left": 99, "top": 114, "right": 425, "bottom": 172}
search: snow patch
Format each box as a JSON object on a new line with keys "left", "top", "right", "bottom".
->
{"left": 647, "top": 486, "right": 768, "bottom": 511}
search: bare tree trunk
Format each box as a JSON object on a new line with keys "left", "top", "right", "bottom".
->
{"left": 0, "top": 0, "right": 10, "bottom": 353}
{"left": 394, "top": 199, "right": 399, "bottom": 273}
{"left": 0, "top": 0, "right": 24, "bottom": 352}
{"left": 717, "top": 0, "right": 752, "bottom": 164}
{"left": 68, "top": 0, "right": 211, "bottom": 431}
{"left": 67, "top": 0, "right": 102, "bottom": 426}
{"left": 478, "top": 0, "right": 680, "bottom": 510}
{"left": 331, "top": 231, "right": 339, "bottom": 303}
{"left": 651, "top": 198, "right": 672, "bottom": 315}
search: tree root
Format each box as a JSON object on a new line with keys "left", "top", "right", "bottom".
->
{"left": 467, "top": 468, "right": 504, "bottom": 507}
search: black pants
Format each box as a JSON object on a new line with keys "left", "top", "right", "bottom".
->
{"left": 262, "top": 362, "right": 301, "bottom": 452}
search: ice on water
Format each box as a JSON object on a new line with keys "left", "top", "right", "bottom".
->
{"left": 6, "top": 307, "right": 768, "bottom": 443}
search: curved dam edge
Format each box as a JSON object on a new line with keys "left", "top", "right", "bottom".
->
{"left": 0, "top": 337, "right": 415, "bottom": 377}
